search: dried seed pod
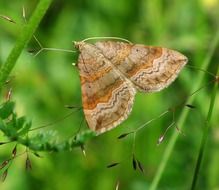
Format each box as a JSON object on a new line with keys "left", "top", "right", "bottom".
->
{"left": 1, "top": 169, "right": 8, "bottom": 182}
{"left": 0, "top": 160, "right": 9, "bottom": 170}
{"left": 12, "top": 145, "right": 17, "bottom": 158}
{"left": 117, "top": 132, "right": 132, "bottom": 139}
{"left": 186, "top": 104, "right": 196, "bottom": 109}
{"left": 137, "top": 160, "right": 144, "bottom": 173}
{"left": 25, "top": 156, "right": 32, "bottom": 171}
{"left": 132, "top": 155, "right": 137, "bottom": 170}
{"left": 107, "top": 162, "right": 120, "bottom": 168}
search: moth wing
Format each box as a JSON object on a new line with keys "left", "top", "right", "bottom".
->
{"left": 77, "top": 42, "right": 136, "bottom": 134}
{"left": 95, "top": 41, "right": 188, "bottom": 92}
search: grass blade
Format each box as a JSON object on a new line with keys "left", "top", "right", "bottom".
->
{"left": 191, "top": 64, "right": 219, "bottom": 189}
{"left": 149, "top": 28, "right": 219, "bottom": 190}
{"left": 0, "top": 0, "right": 53, "bottom": 91}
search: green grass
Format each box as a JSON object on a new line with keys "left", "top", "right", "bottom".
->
{"left": 150, "top": 28, "right": 219, "bottom": 190}
{"left": 0, "top": 0, "right": 219, "bottom": 190}
{"left": 0, "top": 0, "right": 53, "bottom": 90}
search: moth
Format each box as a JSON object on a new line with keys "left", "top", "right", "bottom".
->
{"left": 75, "top": 40, "right": 188, "bottom": 134}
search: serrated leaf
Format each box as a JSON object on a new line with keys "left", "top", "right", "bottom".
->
{"left": 73, "top": 130, "right": 96, "bottom": 144}
{"left": 0, "top": 119, "right": 17, "bottom": 137}
{"left": 3, "top": 121, "right": 17, "bottom": 137}
{"left": 6, "top": 113, "right": 17, "bottom": 129}
{"left": 0, "top": 119, "right": 7, "bottom": 133}
{"left": 15, "top": 116, "right": 26, "bottom": 130}
{"left": 0, "top": 101, "right": 15, "bottom": 119}
{"left": 17, "top": 121, "right": 31, "bottom": 136}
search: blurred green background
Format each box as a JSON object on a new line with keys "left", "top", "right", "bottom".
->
{"left": 0, "top": 0, "right": 219, "bottom": 189}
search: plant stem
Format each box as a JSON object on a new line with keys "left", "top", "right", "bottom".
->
{"left": 0, "top": 0, "right": 53, "bottom": 91}
{"left": 18, "top": 130, "right": 96, "bottom": 152}
{"left": 149, "top": 29, "right": 219, "bottom": 190}
{"left": 191, "top": 65, "right": 219, "bottom": 189}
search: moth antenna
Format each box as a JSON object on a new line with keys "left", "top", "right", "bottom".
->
{"left": 186, "top": 65, "right": 216, "bottom": 77}
{"left": 81, "top": 36, "right": 132, "bottom": 44}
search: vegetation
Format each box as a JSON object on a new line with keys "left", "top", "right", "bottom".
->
{"left": 0, "top": 0, "right": 218, "bottom": 189}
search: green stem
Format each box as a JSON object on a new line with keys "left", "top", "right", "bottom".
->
{"left": 149, "top": 29, "right": 219, "bottom": 190}
{"left": 0, "top": 0, "right": 53, "bottom": 91}
{"left": 191, "top": 65, "right": 219, "bottom": 189}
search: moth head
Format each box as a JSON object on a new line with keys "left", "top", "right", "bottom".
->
{"left": 73, "top": 41, "right": 86, "bottom": 51}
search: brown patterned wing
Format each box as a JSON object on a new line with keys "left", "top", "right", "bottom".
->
{"left": 75, "top": 42, "right": 136, "bottom": 134}
{"left": 95, "top": 41, "right": 188, "bottom": 92}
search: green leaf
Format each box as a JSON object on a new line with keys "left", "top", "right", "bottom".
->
{"left": 0, "top": 119, "right": 16, "bottom": 136}
{"left": 0, "top": 102, "right": 15, "bottom": 119}
{"left": 0, "top": 119, "right": 7, "bottom": 133}
{"left": 17, "top": 121, "right": 32, "bottom": 136}
{"left": 1, "top": 169, "right": 8, "bottom": 182}
{"left": 0, "top": 0, "right": 53, "bottom": 90}
{"left": 15, "top": 116, "right": 26, "bottom": 130}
